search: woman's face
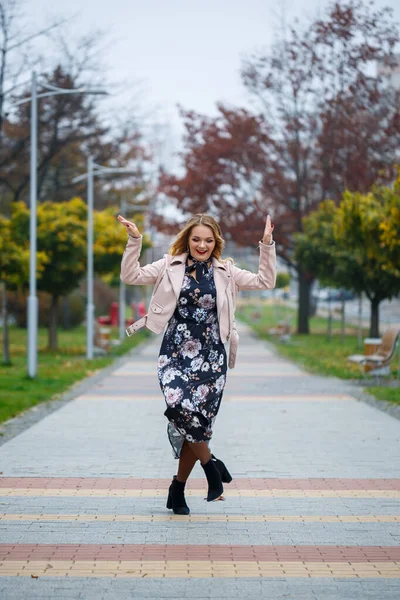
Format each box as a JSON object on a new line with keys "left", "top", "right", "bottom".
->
{"left": 188, "top": 225, "right": 216, "bottom": 262}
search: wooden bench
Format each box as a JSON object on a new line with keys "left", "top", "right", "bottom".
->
{"left": 268, "top": 320, "right": 292, "bottom": 342}
{"left": 347, "top": 326, "right": 400, "bottom": 377}
{"left": 94, "top": 323, "right": 111, "bottom": 355}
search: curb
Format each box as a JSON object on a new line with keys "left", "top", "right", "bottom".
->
{"left": 347, "top": 385, "right": 400, "bottom": 422}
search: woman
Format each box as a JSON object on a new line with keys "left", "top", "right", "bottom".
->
{"left": 118, "top": 213, "right": 276, "bottom": 515}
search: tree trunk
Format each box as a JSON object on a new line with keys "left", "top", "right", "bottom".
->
{"left": 297, "top": 270, "right": 311, "bottom": 334}
{"left": 62, "top": 296, "right": 70, "bottom": 330}
{"left": 48, "top": 295, "right": 59, "bottom": 350}
{"left": 1, "top": 281, "right": 11, "bottom": 365}
{"left": 369, "top": 297, "right": 380, "bottom": 338}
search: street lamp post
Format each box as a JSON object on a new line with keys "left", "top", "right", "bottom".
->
{"left": 72, "top": 161, "right": 138, "bottom": 359}
{"left": 14, "top": 71, "right": 107, "bottom": 377}
{"left": 87, "top": 156, "right": 95, "bottom": 359}
{"left": 28, "top": 72, "right": 38, "bottom": 378}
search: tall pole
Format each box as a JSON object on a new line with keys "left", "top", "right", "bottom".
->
{"left": 72, "top": 162, "right": 137, "bottom": 354}
{"left": 87, "top": 156, "right": 94, "bottom": 359}
{"left": 17, "top": 76, "right": 107, "bottom": 374}
{"left": 27, "top": 71, "right": 38, "bottom": 378}
{"left": 119, "top": 196, "right": 127, "bottom": 341}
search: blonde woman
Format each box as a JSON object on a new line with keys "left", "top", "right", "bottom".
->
{"left": 118, "top": 213, "right": 276, "bottom": 514}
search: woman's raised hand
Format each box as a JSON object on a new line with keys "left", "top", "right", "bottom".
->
{"left": 262, "top": 215, "right": 274, "bottom": 244}
{"left": 117, "top": 214, "right": 141, "bottom": 238}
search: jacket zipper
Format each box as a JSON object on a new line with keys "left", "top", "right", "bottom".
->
{"left": 226, "top": 278, "right": 232, "bottom": 341}
{"left": 166, "top": 267, "right": 180, "bottom": 300}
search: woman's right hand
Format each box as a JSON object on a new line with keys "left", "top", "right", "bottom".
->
{"left": 117, "top": 214, "right": 141, "bottom": 238}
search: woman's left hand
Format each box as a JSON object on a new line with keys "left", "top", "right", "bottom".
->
{"left": 262, "top": 215, "right": 274, "bottom": 244}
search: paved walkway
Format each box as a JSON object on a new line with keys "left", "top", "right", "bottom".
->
{"left": 1, "top": 323, "right": 400, "bottom": 599}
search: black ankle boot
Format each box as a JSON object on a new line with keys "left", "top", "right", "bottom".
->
{"left": 211, "top": 454, "right": 233, "bottom": 483}
{"left": 166, "top": 476, "right": 190, "bottom": 515}
{"left": 201, "top": 458, "right": 224, "bottom": 502}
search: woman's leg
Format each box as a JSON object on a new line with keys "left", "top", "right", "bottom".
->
{"left": 177, "top": 441, "right": 198, "bottom": 482}
{"left": 188, "top": 441, "right": 222, "bottom": 502}
{"left": 187, "top": 441, "right": 212, "bottom": 465}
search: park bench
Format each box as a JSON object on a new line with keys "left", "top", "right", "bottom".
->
{"left": 268, "top": 319, "right": 292, "bottom": 342}
{"left": 94, "top": 322, "right": 111, "bottom": 355}
{"left": 347, "top": 326, "right": 400, "bottom": 377}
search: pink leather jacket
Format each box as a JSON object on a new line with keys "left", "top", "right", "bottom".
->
{"left": 120, "top": 235, "right": 276, "bottom": 367}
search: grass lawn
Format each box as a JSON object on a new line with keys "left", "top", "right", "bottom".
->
{"left": 237, "top": 301, "right": 400, "bottom": 405}
{"left": 0, "top": 325, "right": 149, "bottom": 426}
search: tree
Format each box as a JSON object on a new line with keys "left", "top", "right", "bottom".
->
{"left": 0, "top": 2, "right": 155, "bottom": 350}
{"left": 246, "top": 0, "right": 400, "bottom": 317}
{"left": 0, "top": 1, "right": 69, "bottom": 216}
{"left": 158, "top": 0, "right": 400, "bottom": 334}
{"left": 1, "top": 64, "right": 154, "bottom": 218}
{"left": 1, "top": 66, "right": 111, "bottom": 211}
{"left": 295, "top": 183, "right": 400, "bottom": 337}
{"left": 378, "top": 172, "right": 400, "bottom": 278}
{"left": 31, "top": 197, "right": 87, "bottom": 349}
{"left": 0, "top": 213, "right": 27, "bottom": 364}
{"left": 0, "top": 202, "right": 47, "bottom": 363}
{"left": 9, "top": 198, "right": 151, "bottom": 351}
{"left": 0, "top": 2, "right": 151, "bottom": 213}
{"left": 295, "top": 200, "right": 342, "bottom": 288}
{"left": 0, "top": 0, "right": 65, "bottom": 142}
{"left": 335, "top": 188, "right": 400, "bottom": 337}
{"left": 93, "top": 207, "right": 151, "bottom": 283}
{"left": 157, "top": 106, "right": 270, "bottom": 245}
{"left": 276, "top": 272, "right": 291, "bottom": 290}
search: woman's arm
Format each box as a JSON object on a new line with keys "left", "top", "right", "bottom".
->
{"left": 231, "top": 215, "right": 277, "bottom": 291}
{"left": 118, "top": 215, "right": 165, "bottom": 285}
{"left": 231, "top": 242, "right": 276, "bottom": 291}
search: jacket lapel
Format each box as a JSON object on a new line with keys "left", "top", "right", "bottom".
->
{"left": 213, "top": 258, "right": 230, "bottom": 318}
{"left": 167, "top": 253, "right": 187, "bottom": 300}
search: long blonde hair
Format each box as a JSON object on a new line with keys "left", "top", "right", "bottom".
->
{"left": 169, "top": 214, "right": 225, "bottom": 260}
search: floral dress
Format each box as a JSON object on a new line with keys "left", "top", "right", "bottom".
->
{"left": 158, "top": 261, "right": 227, "bottom": 458}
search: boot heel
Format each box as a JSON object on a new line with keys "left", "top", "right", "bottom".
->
{"left": 202, "top": 458, "right": 223, "bottom": 502}
{"left": 166, "top": 490, "right": 172, "bottom": 509}
{"left": 211, "top": 454, "right": 233, "bottom": 483}
{"left": 222, "top": 465, "right": 232, "bottom": 483}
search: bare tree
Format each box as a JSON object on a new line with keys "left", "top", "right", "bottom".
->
{"left": 0, "top": 0, "right": 67, "bottom": 141}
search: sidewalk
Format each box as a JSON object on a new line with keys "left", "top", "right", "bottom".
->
{"left": 0, "top": 322, "right": 400, "bottom": 599}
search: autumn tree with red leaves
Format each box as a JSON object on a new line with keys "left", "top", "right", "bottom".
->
{"left": 158, "top": 0, "right": 400, "bottom": 333}
{"left": 157, "top": 106, "right": 271, "bottom": 245}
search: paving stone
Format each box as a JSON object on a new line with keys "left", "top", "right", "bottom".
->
{"left": 2, "top": 578, "right": 400, "bottom": 600}
{"left": 0, "top": 324, "right": 399, "bottom": 598}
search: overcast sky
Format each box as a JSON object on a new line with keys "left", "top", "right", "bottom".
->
{"left": 27, "top": 0, "right": 400, "bottom": 166}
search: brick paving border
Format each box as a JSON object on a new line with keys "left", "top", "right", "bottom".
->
{"left": 1, "top": 477, "right": 400, "bottom": 490}
{"left": 2, "top": 543, "right": 400, "bottom": 562}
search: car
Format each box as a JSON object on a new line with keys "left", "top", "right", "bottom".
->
{"left": 336, "top": 289, "right": 355, "bottom": 301}
{"left": 313, "top": 288, "right": 355, "bottom": 302}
